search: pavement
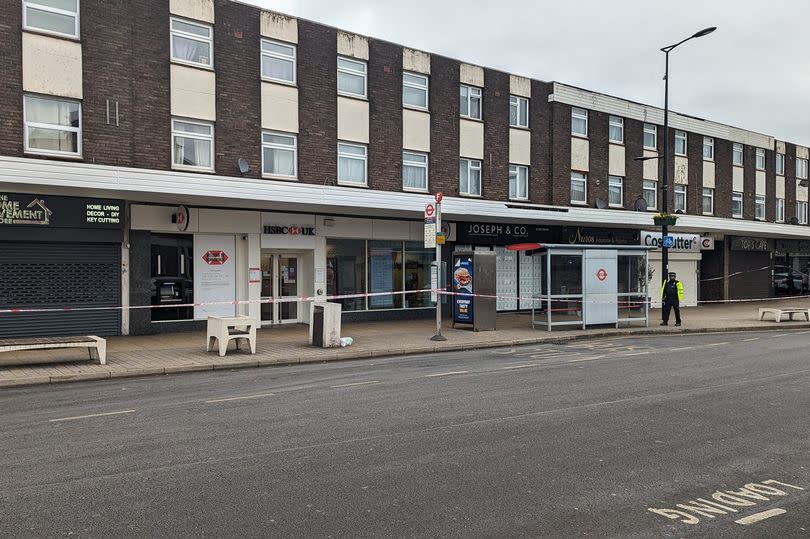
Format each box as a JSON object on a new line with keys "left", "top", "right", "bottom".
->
{"left": 0, "top": 330, "right": 808, "bottom": 537}
{"left": 1, "top": 299, "right": 809, "bottom": 388}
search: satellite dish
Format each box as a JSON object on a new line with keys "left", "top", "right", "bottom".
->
{"left": 791, "top": 216, "right": 800, "bottom": 225}
{"left": 633, "top": 197, "right": 648, "bottom": 212}
{"left": 595, "top": 198, "right": 607, "bottom": 209}
{"left": 675, "top": 209, "right": 684, "bottom": 214}
{"left": 237, "top": 158, "right": 251, "bottom": 174}
{"left": 800, "top": 180, "right": 809, "bottom": 187}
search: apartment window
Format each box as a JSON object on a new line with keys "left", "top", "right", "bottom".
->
{"left": 732, "top": 191, "right": 743, "bottom": 218}
{"left": 571, "top": 107, "right": 588, "bottom": 136}
{"left": 459, "top": 158, "right": 482, "bottom": 196}
{"left": 702, "top": 187, "right": 714, "bottom": 215}
{"left": 23, "top": 0, "right": 79, "bottom": 38}
{"left": 797, "top": 158, "right": 808, "bottom": 179}
{"left": 23, "top": 95, "right": 81, "bottom": 156}
{"left": 570, "top": 172, "right": 587, "bottom": 204}
{"left": 261, "top": 131, "right": 297, "bottom": 178}
{"left": 509, "top": 95, "right": 529, "bottom": 128}
{"left": 674, "top": 130, "right": 687, "bottom": 156}
{"left": 608, "top": 116, "right": 624, "bottom": 143}
{"left": 403, "top": 72, "right": 428, "bottom": 109}
{"left": 261, "top": 39, "right": 296, "bottom": 84}
{"left": 643, "top": 123, "right": 657, "bottom": 149}
{"left": 608, "top": 175, "right": 623, "bottom": 207}
{"left": 703, "top": 137, "right": 714, "bottom": 160}
{"left": 337, "top": 142, "right": 368, "bottom": 185}
{"left": 755, "top": 194, "right": 765, "bottom": 220}
{"left": 172, "top": 119, "right": 213, "bottom": 171}
{"left": 170, "top": 17, "right": 213, "bottom": 68}
{"left": 776, "top": 153, "right": 785, "bottom": 175}
{"left": 337, "top": 56, "right": 367, "bottom": 98}
{"left": 798, "top": 201, "right": 809, "bottom": 225}
{"left": 459, "top": 85, "right": 482, "bottom": 120}
{"left": 776, "top": 198, "right": 785, "bottom": 222}
{"left": 674, "top": 184, "right": 687, "bottom": 213}
{"left": 643, "top": 179, "right": 657, "bottom": 210}
{"left": 509, "top": 164, "right": 529, "bottom": 200}
{"left": 755, "top": 148, "right": 766, "bottom": 170}
{"left": 402, "top": 151, "right": 428, "bottom": 191}
{"left": 732, "top": 143, "right": 744, "bottom": 166}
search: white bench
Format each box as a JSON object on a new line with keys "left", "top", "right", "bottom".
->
{"left": 206, "top": 316, "right": 257, "bottom": 357}
{"left": 0, "top": 336, "right": 106, "bottom": 366}
{"left": 758, "top": 308, "right": 810, "bottom": 322}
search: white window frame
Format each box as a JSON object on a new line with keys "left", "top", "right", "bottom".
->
{"left": 402, "top": 150, "right": 429, "bottom": 192}
{"left": 337, "top": 56, "right": 367, "bottom": 99}
{"left": 261, "top": 131, "right": 297, "bottom": 179}
{"left": 732, "top": 143, "right": 744, "bottom": 166}
{"left": 171, "top": 118, "right": 214, "bottom": 172}
{"left": 460, "top": 85, "right": 482, "bottom": 120}
{"left": 702, "top": 187, "right": 714, "bottom": 215}
{"left": 23, "top": 0, "right": 80, "bottom": 39}
{"left": 798, "top": 201, "right": 809, "bottom": 225}
{"left": 674, "top": 130, "right": 687, "bottom": 156}
{"left": 170, "top": 17, "right": 213, "bottom": 69}
{"left": 643, "top": 123, "right": 657, "bottom": 150}
{"left": 674, "top": 184, "right": 687, "bottom": 213}
{"left": 570, "top": 172, "right": 587, "bottom": 204}
{"left": 402, "top": 72, "right": 429, "bottom": 110}
{"left": 797, "top": 158, "right": 808, "bottom": 180}
{"left": 643, "top": 179, "right": 657, "bottom": 210}
{"left": 703, "top": 137, "right": 714, "bottom": 161}
{"left": 755, "top": 194, "right": 765, "bottom": 220}
{"left": 776, "top": 198, "right": 786, "bottom": 222}
{"left": 732, "top": 191, "right": 743, "bottom": 218}
{"left": 260, "top": 39, "right": 296, "bottom": 85}
{"left": 459, "top": 158, "right": 482, "bottom": 196}
{"left": 776, "top": 153, "right": 785, "bottom": 175}
{"left": 23, "top": 94, "right": 82, "bottom": 157}
{"left": 608, "top": 116, "right": 624, "bottom": 143}
{"left": 755, "top": 148, "right": 766, "bottom": 170}
{"left": 608, "top": 175, "right": 623, "bottom": 207}
{"left": 509, "top": 164, "right": 529, "bottom": 200}
{"left": 509, "top": 95, "right": 529, "bottom": 128}
{"left": 337, "top": 142, "right": 368, "bottom": 186}
{"left": 571, "top": 107, "right": 588, "bottom": 137}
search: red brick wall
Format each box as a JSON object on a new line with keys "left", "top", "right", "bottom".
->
{"left": 623, "top": 117, "right": 644, "bottom": 210}
{"left": 714, "top": 138, "right": 733, "bottom": 218}
{"left": 482, "top": 68, "right": 509, "bottom": 201}
{"left": 686, "top": 131, "right": 703, "bottom": 214}
{"left": 367, "top": 39, "right": 402, "bottom": 192}
{"left": 784, "top": 143, "right": 797, "bottom": 222}
{"left": 743, "top": 145, "right": 756, "bottom": 219}
{"left": 765, "top": 149, "right": 776, "bottom": 221}
{"left": 550, "top": 101, "right": 572, "bottom": 206}
{"left": 529, "top": 81, "right": 552, "bottom": 205}
{"left": 588, "top": 110, "right": 609, "bottom": 207}
{"left": 0, "top": 2, "right": 23, "bottom": 156}
{"left": 429, "top": 55, "right": 460, "bottom": 197}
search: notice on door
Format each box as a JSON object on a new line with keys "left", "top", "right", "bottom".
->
{"left": 194, "top": 234, "right": 236, "bottom": 319}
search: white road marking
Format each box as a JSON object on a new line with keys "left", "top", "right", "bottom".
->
{"left": 49, "top": 410, "right": 135, "bottom": 422}
{"left": 742, "top": 337, "right": 760, "bottom": 342}
{"left": 622, "top": 351, "right": 652, "bottom": 356}
{"left": 500, "top": 364, "right": 540, "bottom": 370}
{"left": 773, "top": 334, "right": 789, "bottom": 338}
{"left": 566, "top": 355, "right": 607, "bottom": 363}
{"left": 425, "top": 371, "right": 468, "bottom": 378}
{"left": 734, "top": 508, "right": 786, "bottom": 525}
{"left": 330, "top": 381, "right": 380, "bottom": 388}
{"left": 205, "top": 392, "right": 275, "bottom": 403}
{"left": 707, "top": 342, "right": 730, "bottom": 347}
{"left": 670, "top": 346, "right": 694, "bottom": 351}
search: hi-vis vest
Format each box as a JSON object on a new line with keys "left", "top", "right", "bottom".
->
{"left": 661, "top": 280, "right": 684, "bottom": 302}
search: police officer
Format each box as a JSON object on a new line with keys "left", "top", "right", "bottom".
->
{"left": 660, "top": 271, "right": 684, "bottom": 326}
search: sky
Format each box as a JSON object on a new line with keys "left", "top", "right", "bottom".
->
{"left": 242, "top": 0, "right": 810, "bottom": 146}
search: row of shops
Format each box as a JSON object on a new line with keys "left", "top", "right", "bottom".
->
{"left": 2, "top": 191, "right": 810, "bottom": 337}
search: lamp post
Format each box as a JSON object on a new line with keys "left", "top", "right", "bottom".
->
{"left": 658, "top": 26, "right": 716, "bottom": 286}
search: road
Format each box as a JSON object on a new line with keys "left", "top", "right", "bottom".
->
{"left": 1, "top": 330, "right": 809, "bottom": 538}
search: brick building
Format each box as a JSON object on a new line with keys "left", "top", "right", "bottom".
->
{"left": 1, "top": 0, "right": 810, "bottom": 336}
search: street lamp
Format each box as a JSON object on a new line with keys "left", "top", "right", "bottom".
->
{"left": 658, "top": 26, "right": 716, "bottom": 286}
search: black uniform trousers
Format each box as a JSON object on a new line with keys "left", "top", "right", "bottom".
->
{"left": 662, "top": 300, "right": 681, "bottom": 324}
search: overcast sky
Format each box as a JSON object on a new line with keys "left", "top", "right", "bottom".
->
{"left": 244, "top": 0, "right": 810, "bottom": 146}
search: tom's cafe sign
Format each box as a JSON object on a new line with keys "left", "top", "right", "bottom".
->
{"left": 640, "top": 231, "right": 714, "bottom": 252}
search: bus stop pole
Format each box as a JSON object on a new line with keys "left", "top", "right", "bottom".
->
{"left": 431, "top": 196, "right": 447, "bottom": 341}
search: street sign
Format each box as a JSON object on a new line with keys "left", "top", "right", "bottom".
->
{"left": 662, "top": 235, "right": 675, "bottom": 249}
{"left": 425, "top": 202, "right": 436, "bottom": 248}
{"left": 424, "top": 202, "right": 435, "bottom": 219}
{"left": 596, "top": 268, "right": 608, "bottom": 281}
{"left": 435, "top": 192, "right": 443, "bottom": 204}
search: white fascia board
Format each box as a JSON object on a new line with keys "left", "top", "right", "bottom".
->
{"left": 2, "top": 156, "right": 810, "bottom": 239}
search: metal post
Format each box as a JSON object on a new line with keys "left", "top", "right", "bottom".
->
{"left": 431, "top": 200, "right": 446, "bottom": 341}
{"left": 661, "top": 49, "right": 670, "bottom": 288}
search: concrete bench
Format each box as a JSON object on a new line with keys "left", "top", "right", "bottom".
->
{"left": 0, "top": 336, "right": 106, "bottom": 366}
{"left": 758, "top": 308, "right": 810, "bottom": 322}
{"left": 206, "top": 316, "right": 257, "bottom": 357}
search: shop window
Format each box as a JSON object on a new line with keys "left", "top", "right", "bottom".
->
{"left": 326, "top": 239, "right": 366, "bottom": 312}
{"left": 150, "top": 234, "right": 194, "bottom": 321}
{"left": 368, "top": 240, "right": 403, "bottom": 309}
{"left": 404, "top": 241, "right": 433, "bottom": 308}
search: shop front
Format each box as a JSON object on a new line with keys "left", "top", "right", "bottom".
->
{"left": 774, "top": 239, "right": 810, "bottom": 296}
{"left": 727, "top": 236, "right": 774, "bottom": 300}
{"left": 0, "top": 192, "right": 124, "bottom": 337}
{"left": 641, "top": 230, "right": 704, "bottom": 307}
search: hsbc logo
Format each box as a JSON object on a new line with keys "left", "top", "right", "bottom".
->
{"left": 263, "top": 225, "right": 316, "bottom": 236}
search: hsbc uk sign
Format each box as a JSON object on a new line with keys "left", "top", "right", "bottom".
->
{"left": 263, "top": 225, "right": 316, "bottom": 236}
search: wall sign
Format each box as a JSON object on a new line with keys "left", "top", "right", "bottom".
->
{"left": 731, "top": 236, "right": 772, "bottom": 252}
{"left": 194, "top": 235, "right": 236, "bottom": 319}
{"left": 564, "top": 227, "right": 639, "bottom": 246}
{"left": 263, "top": 225, "right": 316, "bottom": 236}
{"left": 0, "top": 193, "right": 123, "bottom": 229}
{"left": 452, "top": 255, "right": 474, "bottom": 323}
{"left": 775, "top": 239, "right": 810, "bottom": 253}
{"left": 458, "top": 222, "right": 560, "bottom": 245}
{"left": 640, "top": 231, "right": 700, "bottom": 252}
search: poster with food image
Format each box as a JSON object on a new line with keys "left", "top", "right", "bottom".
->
{"left": 453, "top": 256, "right": 474, "bottom": 323}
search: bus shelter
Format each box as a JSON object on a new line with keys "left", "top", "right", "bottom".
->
{"left": 525, "top": 244, "right": 651, "bottom": 331}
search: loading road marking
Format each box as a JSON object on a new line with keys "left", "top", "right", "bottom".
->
{"left": 49, "top": 410, "right": 135, "bottom": 422}
{"left": 330, "top": 381, "right": 380, "bottom": 388}
{"left": 426, "top": 371, "right": 468, "bottom": 378}
{"left": 205, "top": 393, "right": 275, "bottom": 403}
{"left": 734, "top": 508, "right": 787, "bottom": 525}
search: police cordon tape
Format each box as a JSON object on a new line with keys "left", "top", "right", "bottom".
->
{"left": 0, "top": 287, "right": 809, "bottom": 315}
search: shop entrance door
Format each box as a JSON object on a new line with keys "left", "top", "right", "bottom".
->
{"left": 260, "top": 253, "right": 301, "bottom": 325}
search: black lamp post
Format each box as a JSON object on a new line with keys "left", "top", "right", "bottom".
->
{"left": 658, "top": 26, "right": 716, "bottom": 286}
